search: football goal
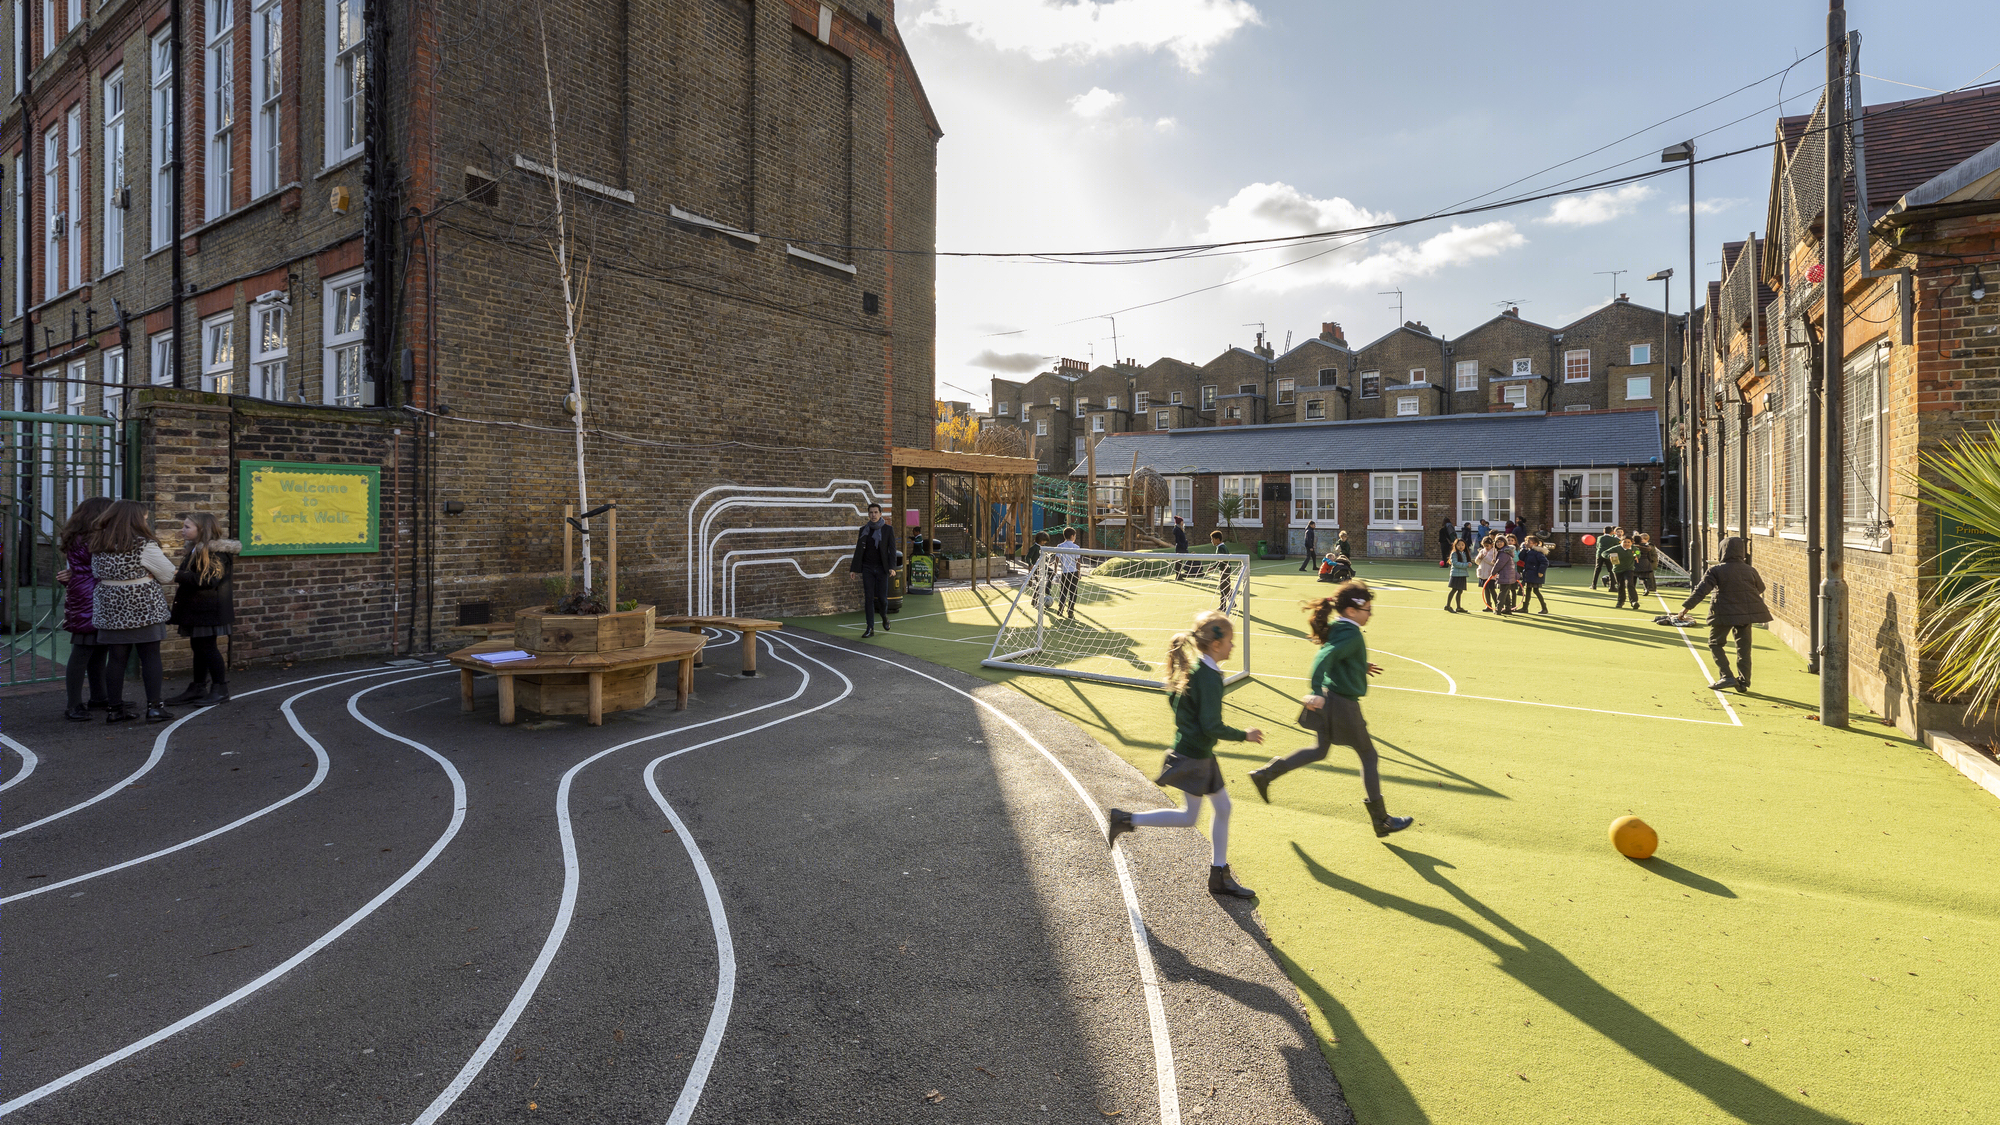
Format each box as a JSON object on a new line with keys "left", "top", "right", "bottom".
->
{"left": 982, "top": 548, "right": 1253, "bottom": 688}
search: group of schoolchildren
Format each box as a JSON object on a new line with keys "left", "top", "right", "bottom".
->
{"left": 1445, "top": 532, "right": 1550, "bottom": 615}
{"left": 52, "top": 497, "right": 239, "bottom": 724}
{"left": 1588, "top": 525, "right": 1661, "bottom": 609}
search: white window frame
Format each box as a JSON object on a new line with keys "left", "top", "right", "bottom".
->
{"left": 1091, "top": 414, "right": 1105, "bottom": 433}
{"left": 1511, "top": 358, "right": 1533, "bottom": 377}
{"left": 1167, "top": 476, "right": 1193, "bottom": 525}
{"left": 1630, "top": 344, "right": 1651, "bottom": 365}
{"left": 1553, "top": 470, "right": 1616, "bottom": 532}
{"left": 1133, "top": 390, "right": 1148, "bottom": 412}
{"left": 1217, "top": 475, "right": 1261, "bottom": 526}
{"left": 41, "top": 370, "right": 61, "bottom": 411}
{"left": 1154, "top": 409, "right": 1168, "bottom": 429}
{"left": 1048, "top": 396, "right": 1060, "bottom": 407}
{"left": 201, "top": 311, "right": 236, "bottom": 394}
{"left": 1305, "top": 398, "right": 1324, "bottom": 420}
{"left": 1369, "top": 472, "right": 1422, "bottom": 529}
{"left": 326, "top": 0, "right": 365, "bottom": 166}
{"left": 1291, "top": 473, "right": 1338, "bottom": 527}
{"left": 205, "top": 0, "right": 236, "bottom": 220}
{"left": 1104, "top": 394, "right": 1117, "bottom": 411}
{"left": 151, "top": 31, "right": 174, "bottom": 249}
{"left": 1458, "top": 471, "right": 1514, "bottom": 526}
{"left": 150, "top": 331, "right": 175, "bottom": 384}
{"left": 65, "top": 105, "right": 81, "bottom": 288}
{"left": 66, "top": 357, "right": 87, "bottom": 408}
{"left": 102, "top": 350, "right": 126, "bottom": 418}
{"left": 13, "top": 1, "right": 23, "bottom": 97}
{"left": 1625, "top": 376, "right": 1652, "bottom": 400}
{"left": 103, "top": 68, "right": 126, "bottom": 273}
{"left": 1455, "top": 360, "right": 1477, "bottom": 391}
{"left": 14, "top": 159, "right": 26, "bottom": 317}
{"left": 1237, "top": 383, "right": 1257, "bottom": 395}
{"left": 323, "top": 269, "right": 367, "bottom": 406}
{"left": 1074, "top": 398, "right": 1087, "bottom": 418}
{"left": 41, "top": 0, "right": 53, "bottom": 55}
{"left": 250, "top": 297, "right": 288, "bottom": 400}
{"left": 1276, "top": 378, "right": 1294, "bottom": 404}
{"left": 1034, "top": 419, "right": 1048, "bottom": 437}
{"left": 1843, "top": 342, "right": 1889, "bottom": 544}
{"left": 1396, "top": 397, "right": 1419, "bottom": 416}
{"left": 1564, "top": 349, "right": 1591, "bottom": 383}
{"left": 995, "top": 401, "right": 1008, "bottom": 415}
{"left": 43, "top": 127, "right": 61, "bottom": 297}
{"left": 1407, "top": 368, "right": 1427, "bottom": 386}
{"left": 1200, "top": 385, "right": 1216, "bottom": 409}
{"left": 1359, "top": 371, "right": 1380, "bottom": 398}
{"left": 1316, "top": 367, "right": 1337, "bottom": 388}
{"left": 1223, "top": 404, "right": 1241, "bottom": 420}
{"left": 252, "top": 0, "right": 282, "bottom": 198}
{"left": 1502, "top": 384, "right": 1528, "bottom": 409}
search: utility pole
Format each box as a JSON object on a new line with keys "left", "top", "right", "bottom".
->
{"left": 1820, "top": 0, "right": 1850, "bottom": 727}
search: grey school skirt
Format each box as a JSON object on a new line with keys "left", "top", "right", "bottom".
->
{"left": 94, "top": 623, "right": 167, "bottom": 644}
{"left": 1155, "top": 752, "right": 1225, "bottom": 795}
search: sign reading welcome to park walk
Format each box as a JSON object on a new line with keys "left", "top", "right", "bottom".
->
{"left": 239, "top": 460, "right": 381, "bottom": 556}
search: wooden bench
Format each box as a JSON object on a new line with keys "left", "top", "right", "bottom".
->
{"left": 657, "top": 616, "right": 783, "bottom": 676}
{"left": 449, "top": 630, "right": 706, "bottom": 726}
{"left": 447, "top": 622, "right": 516, "bottom": 643}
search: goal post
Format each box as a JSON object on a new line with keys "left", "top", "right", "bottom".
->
{"left": 982, "top": 547, "right": 1253, "bottom": 688}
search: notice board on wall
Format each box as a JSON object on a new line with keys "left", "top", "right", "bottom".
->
{"left": 239, "top": 460, "right": 381, "bottom": 556}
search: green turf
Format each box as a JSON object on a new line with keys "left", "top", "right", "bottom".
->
{"left": 788, "top": 560, "right": 2000, "bottom": 1124}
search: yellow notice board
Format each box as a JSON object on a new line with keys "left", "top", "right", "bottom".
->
{"left": 239, "top": 460, "right": 381, "bottom": 556}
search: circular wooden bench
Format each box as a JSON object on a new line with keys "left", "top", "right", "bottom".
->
{"left": 449, "top": 630, "right": 706, "bottom": 726}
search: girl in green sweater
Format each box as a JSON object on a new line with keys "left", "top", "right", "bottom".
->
{"left": 1107, "top": 610, "right": 1265, "bottom": 898}
{"left": 1248, "top": 583, "right": 1414, "bottom": 837}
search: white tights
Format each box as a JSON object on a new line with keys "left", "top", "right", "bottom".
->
{"left": 1129, "top": 788, "right": 1231, "bottom": 866}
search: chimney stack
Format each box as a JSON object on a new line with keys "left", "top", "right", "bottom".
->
{"left": 1505, "top": 306, "right": 1519, "bottom": 317}
{"left": 1321, "top": 321, "right": 1347, "bottom": 346}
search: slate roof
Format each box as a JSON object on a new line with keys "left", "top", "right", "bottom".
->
{"left": 1072, "top": 409, "right": 1662, "bottom": 476}
{"left": 1782, "top": 86, "right": 2000, "bottom": 220}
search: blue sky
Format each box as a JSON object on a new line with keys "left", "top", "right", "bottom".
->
{"left": 900, "top": 0, "right": 1999, "bottom": 405}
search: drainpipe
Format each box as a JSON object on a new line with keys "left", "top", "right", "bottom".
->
{"left": 169, "top": 0, "right": 183, "bottom": 388}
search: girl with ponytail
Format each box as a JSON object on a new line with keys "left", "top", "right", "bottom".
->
{"left": 1107, "top": 609, "right": 1265, "bottom": 898}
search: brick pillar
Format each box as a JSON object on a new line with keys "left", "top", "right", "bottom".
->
{"left": 136, "top": 394, "right": 233, "bottom": 673}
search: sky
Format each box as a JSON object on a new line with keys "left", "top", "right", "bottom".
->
{"left": 898, "top": 0, "right": 2000, "bottom": 407}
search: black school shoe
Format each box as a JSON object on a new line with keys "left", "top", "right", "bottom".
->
{"left": 143, "top": 703, "right": 173, "bottom": 723}
{"left": 1208, "top": 864, "right": 1255, "bottom": 898}
{"left": 65, "top": 705, "right": 93, "bottom": 721}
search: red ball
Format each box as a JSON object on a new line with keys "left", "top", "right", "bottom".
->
{"left": 1581, "top": 534, "right": 1597, "bottom": 546}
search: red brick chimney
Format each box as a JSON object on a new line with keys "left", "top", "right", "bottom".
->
{"left": 1321, "top": 321, "right": 1347, "bottom": 346}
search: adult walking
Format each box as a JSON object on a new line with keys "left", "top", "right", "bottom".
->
{"left": 166, "top": 512, "right": 240, "bottom": 706}
{"left": 1248, "top": 583, "right": 1413, "bottom": 837}
{"left": 1106, "top": 609, "right": 1265, "bottom": 897}
{"left": 1682, "top": 536, "right": 1771, "bottom": 692}
{"left": 1437, "top": 518, "right": 1456, "bottom": 564}
{"left": 848, "top": 502, "right": 899, "bottom": 638}
{"left": 1298, "top": 521, "right": 1318, "bottom": 572}
{"left": 54, "top": 496, "right": 115, "bottom": 720}
{"left": 88, "top": 500, "right": 177, "bottom": 723}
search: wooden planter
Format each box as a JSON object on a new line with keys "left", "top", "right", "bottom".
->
{"left": 515, "top": 605, "right": 655, "bottom": 654}
{"left": 937, "top": 557, "right": 1003, "bottom": 580}
{"left": 515, "top": 664, "right": 659, "bottom": 717}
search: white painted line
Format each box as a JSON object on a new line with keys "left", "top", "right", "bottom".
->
{"left": 2, "top": 671, "right": 453, "bottom": 905}
{"left": 1369, "top": 648, "right": 1457, "bottom": 695}
{"left": 0, "top": 672, "right": 467, "bottom": 1117}
{"left": 1254, "top": 670, "right": 1735, "bottom": 727}
{"left": 783, "top": 632, "right": 1182, "bottom": 1125}
{"left": 0, "top": 665, "right": 421, "bottom": 840}
{"left": 410, "top": 636, "right": 847, "bottom": 1125}
{"left": 1655, "top": 591, "right": 1743, "bottom": 726}
{"left": 0, "top": 733, "right": 39, "bottom": 792}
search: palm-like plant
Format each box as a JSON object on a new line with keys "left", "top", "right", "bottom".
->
{"left": 1211, "top": 491, "right": 1244, "bottom": 539}
{"left": 1915, "top": 422, "right": 2000, "bottom": 716}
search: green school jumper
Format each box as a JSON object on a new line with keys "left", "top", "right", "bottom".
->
{"left": 1311, "top": 618, "right": 1370, "bottom": 701}
{"left": 1170, "top": 662, "right": 1245, "bottom": 758}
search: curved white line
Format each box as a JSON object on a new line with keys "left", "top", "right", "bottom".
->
{"left": 0, "top": 672, "right": 468, "bottom": 1118}
{"left": 781, "top": 632, "right": 1182, "bottom": 1125}
{"left": 1369, "top": 647, "right": 1458, "bottom": 695}
{"left": 1655, "top": 589, "right": 1743, "bottom": 725}
{"left": 2, "top": 671, "right": 453, "bottom": 905}
{"left": 411, "top": 636, "right": 851, "bottom": 1125}
{"left": 691, "top": 486, "right": 883, "bottom": 614}
{"left": 0, "top": 665, "right": 421, "bottom": 841}
{"left": 721, "top": 549, "right": 853, "bottom": 617}
{"left": 0, "top": 733, "right": 40, "bottom": 792}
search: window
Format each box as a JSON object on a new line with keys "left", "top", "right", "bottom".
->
{"left": 1168, "top": 477, "right": 1193, "bottom": 525}
{"left": 1201, "top": 385, "right": 1216, "bottom": 409}
{"left": 1317, "top": 367, "right": 1338, "bottom": 387}
{"left": 252, "top": 0, "right": 283, "bottom": 197}
{"left": 1223, "top": 405, "right": 1241, "bottom": 420}
{"left": 1046, "top": 396, "right": 1059, "bottom": 407}
{"left": 1843, "top": 343, "right": 1888, "bottom": 538}
{"left": 1218, "top": 475, "right": 1260, "bottom": 524}
{"left": 996, "top": 401, "right": 1009, "bottom": 415}
{"left": 13, "top": 160, "right": 25, "bottom": 316}
{"left": 1511, "top": 358, "right": 1532, "bottom": 377}
{"left": 152, "top": 31, "right": 174, "bottom": 249}
{"left": 13, "top": 0, "right": 22, "bottom": 97}
{"left": 1630, "top": 344, "right": 1651, "bottom": 365}
{"left": 1396, "top": 397, "right": 1419, "bottom": 416}
{"left": 1237, "top": 383, "right": 1256, "bottom": 395}
{"left": 250, "top": 300, "right": 288, "bottom": 399}
{"left": 1408, "top": 368, "right": 1427, "bottom": 385}
{"left": 206, "top": 0, "right": 236, "bottom": 219}
{"left": 202, "top": 312, "right": 236, "bottom": 394}
{"left": 1133, "top": 391, "right": 1148, "bottom": 412}
{"left": 1565, "top": 349, "right": 1590, "bottom": 382}
{"left": 1359, "top": 372, "right": 1379, "bottom": 398}
{"left": 1751, "top": 412, "right": 1773, "bottom": 529}
{"left": 1154, "top": 410, "right": 1168, "bottom": 429}
{"left": 41, "top": 372, "right": 61, "bottom": 412}
{"left": 1291, "top": 474, "right": 1338, "bottom": 525}
{"left": 1554, "top": 470, "right": 1615, "bottom": 530}
{"left": 1455, "top": 360, "right": 1477, "bottom": 391}
{"left": 43, "top": 126, "right": 62, "bottom": 297}
{"left": 1780, "top": 327, "right": 1808, "bottom": 532}
{"left": 65, "top": 106, "right": 81, "bottom": 288}
{"left": 66, "top": 0, "right": 76, "bottom": 31}
{"left": 1625, "top": 376, "right": 1652, "bottom": 400}
{"left": 1458, "top": 471, "right": 1513, "bottom": 525}
{"left": 1170, "top": 390, "right": 1182, "bottom": 405}
{"left": 150, "top": 332, "right": 175, "bottom": 384}
{"left": 1104, "top": 394, "right": 1117, "bottom": 411}
{"left": 1074, "top": 399, "right": 1087, "bottom": 417}
{"left": 1035, "top": 419, "right": 1047, "bottom": 437}
{"left": 103, "top": 68, "right": 126, "bottom": 273}
{"left": 102, "top": 351, "right": 125, "bottom": 418}
{"left": 41, "top": 0, "right": 52, "bottom": 54}
{"left": 1276, "top": 378, "right": 1293, "bottom": 404}
{"left": 1370, "top": 472, "right": 1421, "bottom": 527}
{"left": 1305, "top": 398, "right": 1324, "bottom": 420}
{"left": 323, "top": 271, "right": 366, "bottom": 405}
{"left": 66, "top": 358, "right": 87, "bottom": 408}
{"left": 1091, "top": 415, "right": 1104, "bottom": 433}
{"left": 1502, "top": 384, "right": 1527, "bottom": 409}
{"left": 326, "top": 0, "right": 366, "bottom": 165}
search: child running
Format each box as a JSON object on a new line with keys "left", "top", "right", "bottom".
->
{"left": 1248, "top": 583, "right": 1414, "bottom": 836}
{"left": 1107, "top": 610, "right": 1265, "bottom": 898}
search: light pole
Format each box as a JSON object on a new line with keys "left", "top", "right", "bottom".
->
{"left": 1647, "top": 268, "right": 1675, "bottom": 554}
{"left": 1663, "top": 140, "right": 1697, "bottom": 572}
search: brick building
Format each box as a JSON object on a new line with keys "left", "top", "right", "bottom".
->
{"left": 5, "top": 0, "right": 939, "bottom": 666}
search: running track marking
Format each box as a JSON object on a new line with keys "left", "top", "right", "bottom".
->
{"left": 0, "top": 734, "right": 38, "bottom": 792}
{"left": 0, "top": 672, "right": 468, "bottom": 1118}
{"left": 0, "top": 665, "right": 422, "bottom": 840}
{"left": 409, "top": 634, "right": 848, "bottom": 1125}
{"left": 1653, "top": 590, "right": 1744, "bottom": 726}
{"left": 3, "top": 670, "right": 454, "bottom": 905}
{"left": 1253, "top": 670, "right": 1735, "bottom": 727}
{"left": 784, "top": 631, "right": 1184, "bottom": 1125}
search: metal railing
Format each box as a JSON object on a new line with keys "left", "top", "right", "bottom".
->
{"left": 4, "top": 411, "right": 129, "bottom": 686}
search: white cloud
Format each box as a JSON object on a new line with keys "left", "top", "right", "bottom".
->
{"left": 1154, "top": 117, "right": 1178, "bottom": 133}
{"left": 1199, "top": 182, "right": 1525, "bottom": 293}
{"left": 918, "top": 0, "right": 1262, "bottom": 71}
{"left": 1668, "top": 197, "right": 1747, "bottom": 216}
{"left": 970, "top": 349, "right": 1050, "bottom": 374}
{"left": 1536, "top": 183, "right": 1657, "bottom": 226}
{"left": 1069, "top": 87, "right": 1124, "bottom": 118}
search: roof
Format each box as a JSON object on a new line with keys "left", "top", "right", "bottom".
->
{"left": 1896, "top": 137, "right": 2000, "bottom": 210}
{"left": 1278, "top": 336, "right": 1352, "bottom": 361}
{"left": 1782, "top": 86, "right": 2000, "bottom": 221}
{"left": 1071, "top": 410, "right": 1662, "bottom": 476}
{"left": 1356, "top": 323, "right": 1443, "bottom": 351}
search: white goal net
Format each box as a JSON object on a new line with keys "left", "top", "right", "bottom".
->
{"left": 982, "top": 548, "right": 1253, "bottom": 688}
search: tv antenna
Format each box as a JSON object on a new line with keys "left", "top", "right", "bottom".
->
{"left": 1493, "top": 298, "right": 1530, "bottom": 310}
{"left": 1241, "top": 321, "right": 1268, "bottom": 350}
{"left": 1594, "top": 270, "right": 1627, "bottom": 300}
{"left": 1378, "top": 289, "right": 1404, "bottom": 324}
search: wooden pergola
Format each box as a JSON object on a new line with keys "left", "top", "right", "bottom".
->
{"left": 891, "top": 447, "right": 1038, "bottom": 587}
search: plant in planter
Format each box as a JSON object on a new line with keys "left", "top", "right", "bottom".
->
{"left": 1211, "top": 492, "right": 1245, "bottom": 545}
{"left": 542, "top": 577, "right": 608, "bottom": 616}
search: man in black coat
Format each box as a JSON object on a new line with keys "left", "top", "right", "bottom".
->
{"left": 1681, "top": 536, "right": 1772, "bottom": 691}
{"left": 1298, "top": 521, "right": 1318, "bottom": 572}
{"left": 849, "top": 503, "right": 899, "bottom": 638}
{"left": 1437, "top": 518, "right": 1455, "bottom": 563}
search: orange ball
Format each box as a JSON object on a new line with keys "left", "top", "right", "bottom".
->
{"left": 1609, "top": 815, "right": 1658, "bottom": 859}
{"left": 1581, "top": 534, "right": 1597, "bottom": 546}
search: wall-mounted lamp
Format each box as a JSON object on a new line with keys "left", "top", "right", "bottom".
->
{"left": 1973, "top": 266, "right": 1988, "bottom": 303}
{"left": 444, "top": 500, "right": 466, "bottom": 515}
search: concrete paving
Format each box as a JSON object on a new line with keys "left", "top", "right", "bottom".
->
{"left": 0, "top": 628, "right": 1350, "bottom": 1123}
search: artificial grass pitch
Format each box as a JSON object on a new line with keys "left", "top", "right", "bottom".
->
{"left": 788, "top": 560, "right": 2000, "bottom": 1124}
